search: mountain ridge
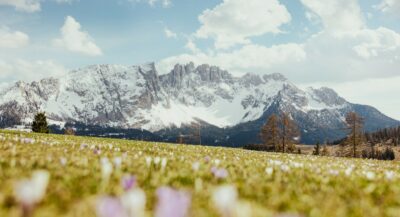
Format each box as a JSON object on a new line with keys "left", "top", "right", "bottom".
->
{"left": 0, "top": 62, "right": 398, "bottom": 145}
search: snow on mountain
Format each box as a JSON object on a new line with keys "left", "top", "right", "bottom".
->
{"left": 0, "top": 62, "right": 398, "bottom": 144}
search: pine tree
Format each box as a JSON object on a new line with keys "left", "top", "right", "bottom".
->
{"left": 345, "top": 112, "right": 364, "bottom": 158}
{"left": 32, "top": 112, "right": 49, "bottom": 134}
{"left": 313, "top": 142, "right": 321, "bottom": 155}
{"left": 280, "top": 113, "right": 299, "bottom": 153}
{"left": 260, "top": 114, "right": 280, "bottom": 151}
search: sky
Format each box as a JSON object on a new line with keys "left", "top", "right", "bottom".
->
{"left": 0, "top": 0, "right": 399, "bottom": 119}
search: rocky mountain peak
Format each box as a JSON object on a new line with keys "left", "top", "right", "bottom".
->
{"left": 263, "top": 73, "right": 287, "bottom": 82}
{"left": 195, "top": 64, "right": 232, "bottom": 82}
{"left": 307, "top": 87, "right": 346, "bottom": 106}
{"left": 240, "top": 73, "right": 263, "bottom": 87}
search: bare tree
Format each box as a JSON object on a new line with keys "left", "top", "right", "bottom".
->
{"left": 345, "top": 112, "right": 364, "bottom": 158}
{"left": 260, "top": 114, "right": 280, "bottom": 151}
{"left": 280, "top": 113, "right": 300, "bottom": 153}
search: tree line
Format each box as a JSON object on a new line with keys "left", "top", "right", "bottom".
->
{"left": 249, "top": 111, "right": 396, "bottom": 160}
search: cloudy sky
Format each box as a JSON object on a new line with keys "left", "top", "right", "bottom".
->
{"left": 0, "top": 0, "right": 399, "bottom": 119}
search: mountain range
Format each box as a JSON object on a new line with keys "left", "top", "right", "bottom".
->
{"left": 0, "top": 62, "right": 398, "bottom": 146}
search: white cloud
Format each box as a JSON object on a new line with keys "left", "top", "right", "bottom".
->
{"left": 302, "top": 76, "right": 400, "bottom": 120}
{"left": 53, "top": 16, "right": 102, "bottom": 56}
{"left": 300, "top": 0, "right": 365, "bottom": 34}
{"left": 0, "top": 27, "right": 29, "bottom": 48}
{"left": 284, "top": 0, "right": 400, "bottom": 83}
{"left": 352, "top": 27, "right": 400, "bottom": 59}
{"left": 0, "top": 0, "right": 41, "bottom": 12}
{"left": 185, "top": 39, "right": 199, "bottom": 53}
{"left": 375, "top": 0, "right": 400, "bottom": 14}
{"left": 164, "top": 27, "right": 177, "bottom": 39}
{"left": 0, "top": 0, "right": 76, "bottom": 12}
{"left": 0, "top": 59, "right": 67, "bottom": 82}
{"left": 129, "top": 0, "right": 171, "bottom": 7}
{"left": 195, "top": 0, "right": 291, "bottom": 49}
{"left": 158, "top": 43, "right": 306, "bottom": 74}
{"left": 159, "top": 0, "right": 400, "bottom": 85}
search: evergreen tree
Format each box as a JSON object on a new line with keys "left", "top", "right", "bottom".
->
{"left": 32, "top": 112, "right": 49, "bottom": 134}
{"left": 260, "top": 114, "right": 280, "bottom": 151}
{"left": 313, "top": 142, "right": 321, "bottom": 155}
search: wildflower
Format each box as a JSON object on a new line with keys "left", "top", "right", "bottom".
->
{"left": 385, "top": 170, "right": 395, "bottom": 180}
{"left": 21, "top": 138, "right": 35, "bottom": 144}
{"left": 96, "top": 196, "right": 128, "bottom": 217}
{"left": 192, "top": 162, "right": 200, "bottom": 171}
{"left": 108, "top": 144, "right": 113, "bottom": 150}
{"left": 161, "top": 158, "right": 168, "bottom": 169}
{"left": 204, "top": 156, "right": 211, "bottom": 163}
{"left": 212, "top": 185, "right": 237, "bottom": 217}
{"left": 121, "top": 175, "right": 136, "bottom": 191}
{"left": 101, "top": 158, "right": 113, "bottom": 181}
{"left": 365, "top": 171, "right": 375, "bottom": 180}
{"left": 114, "top": 157, "right": 122, "bottom": 169}
{"left": 329, "top": 170, "right": 339, "bottom": 176}
{"left": 120, "top": 188, "right": 146, "bottom": 217}
{"left": 214, "top": 159, "right": 221, "bottom": 166}
{"left": 345, "top": 167, "right": 353, "bottom": 176}
{"left": 60, "top": 157, "right": 67, "bottom": 166}
{"left": 280, "top": 164, "right": 290, "bottom": 172}
{"left": 145, "top": 157, "right": 152, "bottom": 167}
{"left": 155, "top": 187, "right": 191, "bottom": 217}
{"left": 211, "top": 167, "right": 228, "bottom": 179}
{"left": 80, "top": 143, "right": 88, "bottom": 149}
{"left": 14, "top": 170, "right": 50, "bottom": 216}
{"left": 265, "top": 167, "right": 273, "bottom": 176}
{"left": 94, "top": 148, "right": 101, "bottom": 155}
{"left": 154, "top": 157, "right": 161, "bottom": 165}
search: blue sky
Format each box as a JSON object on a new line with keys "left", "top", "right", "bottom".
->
{"left": 0, "top": 0, "right": 400, "bottom": 119}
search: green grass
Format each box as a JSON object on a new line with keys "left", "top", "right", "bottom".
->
{"left": 0, "top": 130, "right": 400, "bottom": 217}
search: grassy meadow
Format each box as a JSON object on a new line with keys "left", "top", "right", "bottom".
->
{"left": 0, "top": 130, "right": 400, "bottom": 217}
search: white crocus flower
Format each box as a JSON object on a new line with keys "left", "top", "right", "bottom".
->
{"left": 212, "top": 185, "right": 237, "bottom": 217}
{"left": 101, "top": 158, "right": 113, "bottom": 181}
{"left": 120, "top": 188, "right": 146, "bottom": 217}
{"left": 192, "top": 162, "right": 200, "bottom": 171}
{"left": 154, "top": 157, "right": 161, "bottom": 165}
{"left": 14, "top": 170, "right": 50, "bottom": 208}
{"left": 265, "top": 167, "right": 273, "bottom": 176}
{"left": 145, "top": 157, "right": 152, "bottom": 167}
{"left": 161, "top": 158, "right": 167, "bottom": 170}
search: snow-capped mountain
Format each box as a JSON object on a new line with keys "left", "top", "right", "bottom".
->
{"left": 0, "top": 62, "right": 398, "bottom": 145}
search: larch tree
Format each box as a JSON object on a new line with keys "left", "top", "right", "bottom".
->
{"left": 345, "top": 112, "right": 364, "bottom": 158}
{"left": 280, "top": 112, "right": 300, "bottom": 153}
{"left": 260, "top": 114, "right": 281, "bottom": 151}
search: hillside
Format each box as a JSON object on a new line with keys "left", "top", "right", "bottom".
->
{"left": 1, "top": 130, "right": 400, "bottom": 217}
{"left": 0, "top": 63, "right": 399, "bottom": 146}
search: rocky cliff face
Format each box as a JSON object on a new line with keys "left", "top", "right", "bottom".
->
{"left": 0, "top": 62, "right": 398, "bottom": 145}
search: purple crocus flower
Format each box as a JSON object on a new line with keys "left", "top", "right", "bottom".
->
{"left": 96, "top": 196, "right": 128, "bottom": 217}
{"left": 80, "top": 143, "right": 88, "bottom": 149}
{"left": 211, "top": 167, "right": 228, "bottom": 179}
{"left": 204, "top": 156, "right": 211, "bottom": 163}
{"left": 155, "top": 187, "right": 191, "bottom": 217}
{"left": 94, "top": 148, "right": 101, "bottom": 155}
{"left": 121, "top": 175, "right": 136, "bottom": 191}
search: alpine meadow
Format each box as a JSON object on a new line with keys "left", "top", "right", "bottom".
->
{"left": 1, "top": 0, "right": 400, "bottom": 217}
